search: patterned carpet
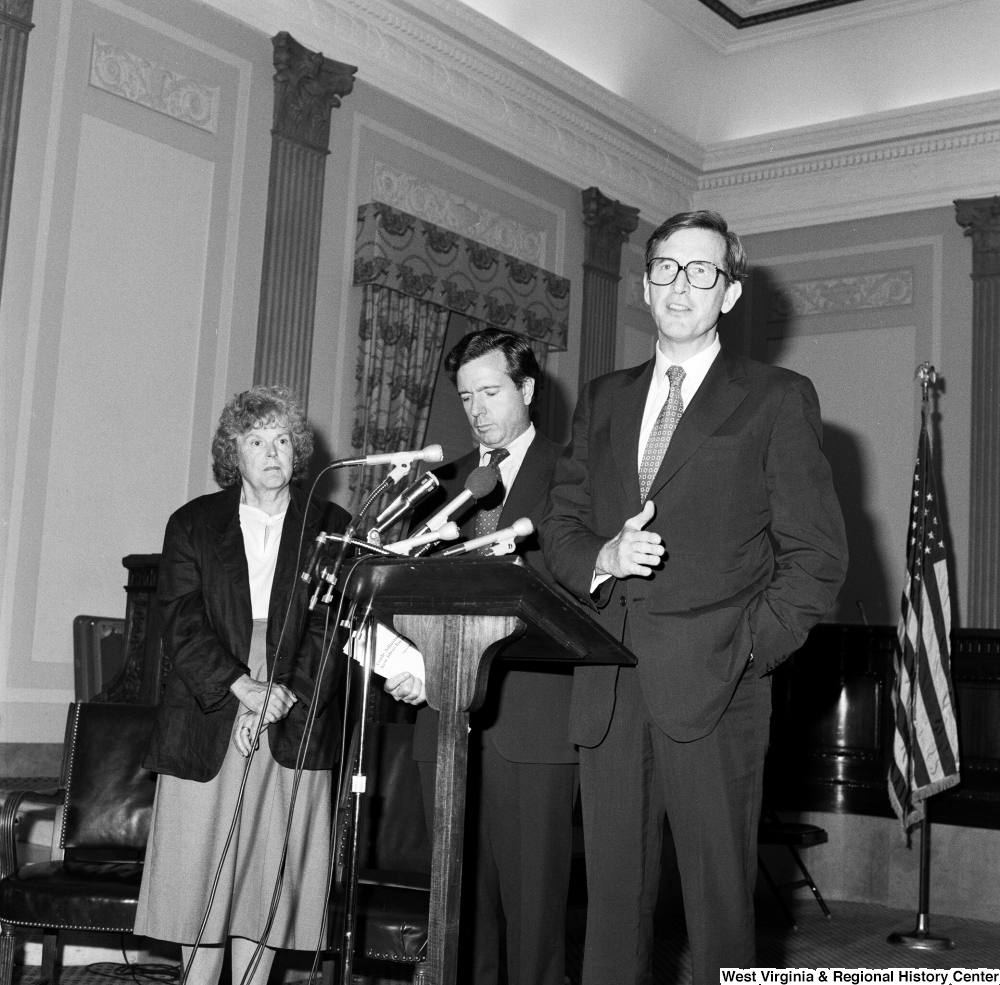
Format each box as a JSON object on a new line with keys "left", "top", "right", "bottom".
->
{"left": 11, "top": 898, "right": 999, "bottom": 985}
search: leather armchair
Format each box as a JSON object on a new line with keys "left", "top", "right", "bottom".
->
{"left": 0, "top": 702, "right": 157, "bottom": 985}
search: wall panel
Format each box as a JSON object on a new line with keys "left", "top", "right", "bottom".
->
{"left": 0, "top": 0, "right": 271, "bottom": 745}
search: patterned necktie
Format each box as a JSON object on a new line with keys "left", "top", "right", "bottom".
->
{"left": 638, "top": 364, "right": 685, "bottom": 502}
{"left": 474, "top": 447, "right": 510, "bottom": 540}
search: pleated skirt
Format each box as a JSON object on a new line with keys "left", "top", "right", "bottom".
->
{"left": 134, "top": 620, "right": 332, "bottom": 950}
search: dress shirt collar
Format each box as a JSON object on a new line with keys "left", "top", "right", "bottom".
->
{"left": 479, "top": 422, "right": 535, "bottom": 501}
{"left": 652, "top": 336, "right": 721, "bottom": 396}
{"left": 479, "top": 422, "right": 535, "bottom": 469}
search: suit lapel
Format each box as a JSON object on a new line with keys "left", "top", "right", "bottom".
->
{"left": 645, "top": 348, "right": 748, "bottom": 501}
{"left": 611, "top": 360, "right": 653, "bottom": 508}
{"left": 498, "top": 434, "right": 552, "bottom": 528}
{"left": 207, "top": 487, "right": 253, "bottom": 643}
{"left": 270, "top": 487, "right": 310, "bottom": 620}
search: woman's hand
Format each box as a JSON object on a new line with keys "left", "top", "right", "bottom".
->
{"left": 233, "top": 709, "right": 266, "bottom": 756}
{"left": 230, "top": 675, "right": 298, "bottom": 724}
{"left": 384, "top": 672, "right": 426, "bottom": 706}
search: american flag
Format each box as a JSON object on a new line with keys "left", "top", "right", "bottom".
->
{"left": 888, "top": 413, "right": 960, "bottom": 832}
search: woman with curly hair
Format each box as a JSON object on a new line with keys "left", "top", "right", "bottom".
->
{"left": 135, "top": 385, "right": 350, "bottom": 985}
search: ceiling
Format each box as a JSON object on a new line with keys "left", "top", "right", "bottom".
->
{"left": 447, "top": 0, "right": 999, "bottom": 148}
{"left": 197, "top": 0, "right": 1000, "bottom": 228}
{"left": 695, "top": 0, "right": 867, "bottom": 29}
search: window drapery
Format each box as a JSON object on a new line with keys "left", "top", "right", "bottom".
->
{"left": 349, "top": 202, "right": 570, "bottom": 512}
{"left": 349, "top": 285, "right": 450, "bottom": 511}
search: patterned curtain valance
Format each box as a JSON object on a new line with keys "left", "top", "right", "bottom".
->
{"left": 354, "top": 202, "right": 570, "bottom": 351}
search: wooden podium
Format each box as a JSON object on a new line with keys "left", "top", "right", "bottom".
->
{"left": 343, "top": 555, "right": 635, "bottom": 985}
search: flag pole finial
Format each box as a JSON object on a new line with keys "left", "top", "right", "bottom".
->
{"left": 915, "top": 362, "right": 938, "bottom": 405}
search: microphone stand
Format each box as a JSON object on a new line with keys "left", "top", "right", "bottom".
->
{"left": 341, "top": 600, "right": 378, "bottom": 985}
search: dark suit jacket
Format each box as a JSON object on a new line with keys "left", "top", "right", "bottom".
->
{"left": 542, "top": 347, "right": 848, "bottom": 746}
{"left": 412, "top": 431, "right": 577, "bottom": 765}
{"left": 143, "top": 484, "right": 351, "bottom": 780}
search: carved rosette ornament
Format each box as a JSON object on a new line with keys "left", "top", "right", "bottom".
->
{"left": 0, "top": 0, "right": 34, "bottom": 302}
{"left": 255, "top": 34, "right": 357, "bottom": 404}
{"left": 955, "top": 196, "right": 1000, "bottom": 627}
{"left": 579, "top": 187, "right": 640, "bottom": 388}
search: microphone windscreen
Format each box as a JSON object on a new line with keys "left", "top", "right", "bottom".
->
{"left": 465, "top": 465, "right": 498, "bottom": 499}
{"left": 510, "top": 517, "right": 534, "bottom": 538}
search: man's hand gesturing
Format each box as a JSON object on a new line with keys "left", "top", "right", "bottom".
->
{"left": 595, "top": 500, "right": 664, "bottom": 579}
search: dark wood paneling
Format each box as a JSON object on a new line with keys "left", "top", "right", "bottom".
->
{"left": 765, "top": 625, "right": 1000, "bottom": 829}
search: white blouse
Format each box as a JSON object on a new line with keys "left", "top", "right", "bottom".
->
{"left": 238, "top": 503, "right": 287, "bottom": 619}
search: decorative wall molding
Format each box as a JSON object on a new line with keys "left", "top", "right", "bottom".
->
{"left": 371, "top": 160, "right": 545, "bottom": 265}
{"left": 768, "top": 268, "right": 914, "bottom": 322}
{"left": 89, "top": 37, "right": 221, "bottom": 133}
{"left": 195, "top": 0, "right": 1000, "bottom": 233}
{"left": 694, "top": 120, "right": 1000, "bottom": 233}
{"left": 191, "top": 0, "right": 697, "bottom": 221}
{"left": 702, "top": 123, "right": 1000, "bottom": 192}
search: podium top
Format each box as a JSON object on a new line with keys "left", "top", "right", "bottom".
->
{"left": 342, "top": 555, "right": 635, "bottom": 667}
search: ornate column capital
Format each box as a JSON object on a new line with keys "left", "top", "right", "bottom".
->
{"left": 582, "top": 186, "right": 640, "bottom": 279}
{"left": 0, "top": 0, "right": 33, "bottom": 26}
{"left": 0, "top": 0, "right": 33, "bottom": 303}
{"left": 955, "top": 196, "right": 1000, "bottom": 278}
{"left": 271, "top": 32, "right": 356, "bottom": 153}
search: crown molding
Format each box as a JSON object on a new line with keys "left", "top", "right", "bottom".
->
{"left": 402, "top": 0, "right": 704, "bottom": 166}
{"left": 694, "top": 113, "right": 1000, "bottom": 233}
{"left": 653, "top": 0, "right": 965, "bottom": 55}
{"left": 198, "top": 0, "right": 997, "bottom": 235}
{"left": 195, "top": 0, "right": 698, "bottom": 219}
{"left": 703, "top": 89, "right": 1000, "bottom": 170}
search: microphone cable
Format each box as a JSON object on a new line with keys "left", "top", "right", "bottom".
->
{"left": 237, "top": 556, "right": 374, "bottom": 985}
{"left": 178, "top": 452, "right": 411, "bottom": 985}
{"left": 180, "top": 463, "right": 349, "bottom": 985}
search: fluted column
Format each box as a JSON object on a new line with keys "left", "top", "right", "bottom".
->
{"left": 955, "top": 196, "right": 1000, "bottom": 628}
{"left": 0, "top": 0, "right": 34, "bottom": 303}
{"left": 578, "top": 187, "right": 640, "bottom": 389}
{"left": 254, "top": 32, "right": 356, "bottom": 408}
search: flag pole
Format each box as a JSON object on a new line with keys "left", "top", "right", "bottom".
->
{"left": 887, "top": 807, "right": 954, "bottom": 949}
{"left": 887, "top": 363, "right": 955, "bottom": 951}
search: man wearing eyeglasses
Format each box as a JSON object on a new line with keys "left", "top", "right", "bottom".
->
{"left": 542, "top": 211, "right": 847, "bottom": 984}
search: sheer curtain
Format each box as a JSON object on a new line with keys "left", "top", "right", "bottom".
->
{"left": 349, "top": 284, "right": 451, "bottom": 511}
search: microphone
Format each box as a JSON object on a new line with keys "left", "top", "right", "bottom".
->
{"left": 409, "top": 466, "right": 498, "bottom": 537}
{"left": 321, "top": 448, "right": 443, "bottom": 587}
{"left": 385, "top": 521, "right": 460, "bottom": 555}
{"left": 439, "top": 517, "right": 534, "bottom": 557}
{"left": 367, "top": 472, "right": 440, "bottom": 545}
{"left": 300, "top": 531, "right": 331, "bottom": 583}
{"left": 354, "top": 445, "right": 444, "bottom": 467}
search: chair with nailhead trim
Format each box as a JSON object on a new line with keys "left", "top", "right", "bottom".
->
{"left": 0, "top": 702, "right": 157, "bottom": 985}
{"left": 328, "top": 721, "right": 431, "bottom": 983}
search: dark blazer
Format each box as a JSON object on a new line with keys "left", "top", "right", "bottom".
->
{"left": 412, "top": 431, "right": 577, "bottom": 765}
{"left": 542, "top": 347, "right": 848, "bottom": 746}
{"left": 143, "top": 484, "right": 351, "bottom": 780}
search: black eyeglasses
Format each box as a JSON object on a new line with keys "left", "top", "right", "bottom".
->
{"left": 646, "top": 257, "right": 728, "bottom": 290}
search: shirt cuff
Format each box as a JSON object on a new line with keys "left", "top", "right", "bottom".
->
{"left": 590, "top": 570, "right": 611, "bottom": 595}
